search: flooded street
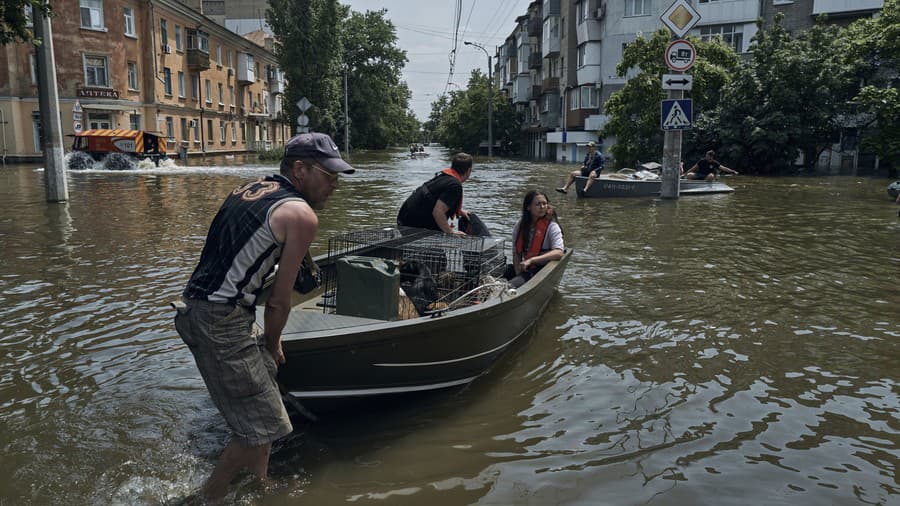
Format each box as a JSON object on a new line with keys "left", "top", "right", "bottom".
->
{"left": 1, "top": 147, "right": 898, "bottom": 505}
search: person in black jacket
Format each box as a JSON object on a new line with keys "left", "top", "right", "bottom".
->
{"left": 556, "top": 142, "right": 603, "bottom": 194}
{"left": 397, "top": 153, "right": 473, "bottom": 235}
{"left": 684, "top": 150, "right": 739, "bottom": 180}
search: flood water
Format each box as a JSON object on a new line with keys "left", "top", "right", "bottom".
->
{"left": 1, "top": 148, "right": 898, "bottom": 505}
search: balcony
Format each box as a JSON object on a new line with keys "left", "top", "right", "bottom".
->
{"left": 528, "top": 17, "right": 542, "bottom": 37}
{"left": 187, "top": 49, "right": 210, "bottom": 71}
{"left": 236, "top": 52, "right": 255, "bottom": 84}
{"left": 542, "top": 0, "right": 560, "bottom": 18}
{"left": 529, "top": 52, "right": 543, "bottom": 70}
{"left": 812, "top": 0, "right": 883, "bottom": 15}
{"left": 541, "top": 76, "right": 559, "bottom": 92}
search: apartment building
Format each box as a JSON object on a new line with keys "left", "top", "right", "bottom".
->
{"left": 762, "top": 0, "right": 885, "bottom": 33}
{"left": 499, "top": 0, "right": 884, "bottom": 169}
{"left": 0, "top": 0, "right": 288, "bottom": 162}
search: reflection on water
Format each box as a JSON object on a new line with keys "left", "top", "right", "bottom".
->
{"left": 1, "top": 147, "right": 898, "bottom": 505}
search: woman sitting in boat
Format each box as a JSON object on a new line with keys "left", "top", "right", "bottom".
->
{"left": 508, "top": 190, "right": 565, "bottom": 288}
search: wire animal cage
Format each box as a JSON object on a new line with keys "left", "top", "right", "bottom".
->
{"left": 321, "top": 226, "right": 507, "bottom": 316}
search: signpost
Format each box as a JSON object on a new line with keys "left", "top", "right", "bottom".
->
{"left": 296, "top": 97, "right": 312, "bottom": 134}
{"left": 73, "top": 100, "right": 83, "bottom": 133}
{"left": 659, "top": 0, "right": 701, "bottom": 199}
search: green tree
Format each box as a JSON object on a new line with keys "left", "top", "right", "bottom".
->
{"left": 268, "top": 0, "right": 344, "bottom": 136}
{"left": 1, "top": 1, "right": 49, "bottom": 45}
{"left": 340, "top": 9, "right": 419, "bottom": 149}
{"left": 714, "top": 16, "right": 863, "bottom": 173}
{"left": 842, "top": 0, "right": 900, "bottom": 173}
{"left": 423, "top": 94, "right": 448, "bottom": 144}
{"left": 600, "top": 29, "right": 739, "bottom": 168}
{"left": 437, "top": 70, "right": 521, "bottom": 154}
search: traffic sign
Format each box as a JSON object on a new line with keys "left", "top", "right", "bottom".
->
{"left": 661, "top": 0, "right": 701, "bottom": 38}
{"left": 662, "top": 73, "right": 693, "bottom": 91}
{"left": 665, "top": 39, "right": 697, "bottom": 72}
{"left": 72, "top": 112, "right": 83, "bottom": 121}
{"left": 73, "top": 100, "right": 82, "bottom": 113}
{"left": 296, "top": 97, "right": 312, "bottom": 112}
{"left": 297, "top": 114, "right": 309, "bottom": 126}
{"left": 73, "top": 121, "right": 82, "bottom": 133}
{"left": 661, "top": 99, "right": 693, "bottom": 130}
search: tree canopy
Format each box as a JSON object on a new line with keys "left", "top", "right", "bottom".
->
{"left": 1, "top": 1, "right": 49, "bottom": 45}
{"left": 268, "top": 2, "right": 419, "bottom": 149}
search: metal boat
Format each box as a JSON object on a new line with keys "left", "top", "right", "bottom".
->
{"left": 574, "top": 170, "right": 734, "bottom": 198}
{"left": 256, "top": 227, "right": 571, "bottom": 413}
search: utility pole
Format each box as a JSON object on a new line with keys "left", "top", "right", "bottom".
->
{"left": 33, "top": 7, "right": 68, "bottom": 202}
{"left": 343, "top": 64, "right": 349, "bottom": 155}
{"left": 464, "top": 41, "right": 493, "bottom": 157}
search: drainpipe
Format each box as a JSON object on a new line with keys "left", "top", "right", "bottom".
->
{"left": 1, "top": 108, "right": 6, "bottom": 166}
{"left": 149, "top": 1, "right": 160, "bottom": 130}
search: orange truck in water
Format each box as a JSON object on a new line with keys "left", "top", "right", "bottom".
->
{"left": 70, "top": 129, "right": 168, "bottom": 165}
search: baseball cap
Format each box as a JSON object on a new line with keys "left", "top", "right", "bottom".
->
{"left": 284, "top": 132, "right": 355, "bottom": 174}
{"left": 587, "top": 141, "right": 596, "bottom": 147}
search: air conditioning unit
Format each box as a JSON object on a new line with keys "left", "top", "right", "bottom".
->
{"left": 189, "top": 119, "right": 197, "bottom": 128}
{"left": 595, "top": 4, "right": 606, "bottom": 20}
{"left": 162, "top": 44, "right": 172, "bottom": 54}
{"left": 227, "top": 68, "right": 234, "bottom": 77}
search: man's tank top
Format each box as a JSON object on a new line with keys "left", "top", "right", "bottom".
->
{"left": 183, "top": 174, "right": 306, "bottom": 306}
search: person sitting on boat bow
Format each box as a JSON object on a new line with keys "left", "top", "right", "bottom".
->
{"left": 174, "top": 132, "right": 354, "bottom": 502}
{"left": 508, "top": 190, "right": 565, "bottom": 288}
{"left": 684, "top": 150, "right": 739, "bottom": 180}
{"left": 557, "top": 141, "right": 603, "bottom": 194}
{"left": 397, "top": 152, "right": 473, "bottom": 236}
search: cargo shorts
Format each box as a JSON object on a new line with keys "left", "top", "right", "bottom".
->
{"left": 175, "top": 298, "right": 293, "bottom": 447}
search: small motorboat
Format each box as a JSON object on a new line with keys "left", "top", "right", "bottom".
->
{"left": 256, "top": 226, "right": 571, "bottom": 416}
{"left": 575, "top": 167, "right": 734, "bottom": 198}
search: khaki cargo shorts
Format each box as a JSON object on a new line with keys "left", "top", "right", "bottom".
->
{"left": 175, "top": 298, "right": 292, "bottom": 447}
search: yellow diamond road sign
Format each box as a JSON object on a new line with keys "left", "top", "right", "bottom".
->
{"left": 661, "top": 0, "right": 701, "bottom": 38}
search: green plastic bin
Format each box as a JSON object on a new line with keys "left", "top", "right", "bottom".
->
{"left": 335, "top": 256, "right": 400, "bottom": 320}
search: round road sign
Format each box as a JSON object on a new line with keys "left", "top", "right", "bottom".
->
{"left": 665, "top": 39, "right": 697, "bottom": 72}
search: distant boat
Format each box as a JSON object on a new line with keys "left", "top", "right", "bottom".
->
{"left": 409, "top": 151, "right": 429, "bottom": 158}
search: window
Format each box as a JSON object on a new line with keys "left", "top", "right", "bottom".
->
{"left": 698, "top": 24, "right": 744, "bottom": 53}
{"left": 542, "top": 94, "right": 550, "bottom": 112}
{"left": 84, "top": 55, "right": 109, "bottom": 87}
{"left": 192, "top": 119, "right": 199, "bottom": 142}
{"left": 207, "top": 119, "right": 213, "bottom": 144}
{"left": 577, "top": 45, "right": 586, "bottom": 67}
{"left": 227, "top": 50, "right": 233, "bottom": 68}
{"left": 186, "top": 29, "right": 208, "bottom": 52}
{"left": 163, "top": 68, "right": 172, "bottom": 95}
{"left": 123, "top": 7, "right": 135, "bottom": 37}
{"left": 231, "top": 121, "right": 236, "bottom": 142}
{"left": 190, "top": 74, "right": 199, "bottom": 100}
{"left": 625, "top": 0, "right": 649, "bottom": 17}
{"left": 160, "top": 19, "right": 168, "bottom": 45}
{"left": 219, "top": 120, "right": 225, "bottom": 142}
{"left": 576, "top": 1, "right": 585, "bottom": 24}
{"left": 88, "top": 113, "right": 111, "bottom": 130}
{"left": 772, "top": 0, "right": 794, "bottom": 4}
{"left": 580, "top": 86, "right": 599, "bottom": 108}
{"left": 130, "top": 113, "right": 141, "bottom": 130}
{"left": 241, "top": 121, "right": 246, "bottom": 142}
{"left": 218, "top": 83, "right": 223, "bottom": 105}
{"left": 255, "top": 62, "right": 260, "bottom": 81}
{"left": 127, "top": 61, "right": 138, "bottom": 90}
{"left": 177, "top": 71, "right": 185, "bottom": 98}
{"left": 29, "top": 53, "right": 37, "bottom": 85}
{"left": 205, "top": 79, "right": 211, "bottom": 103}
{"left": 80, "top": 0, "right": 104, "bottom": 30}
{"left": 216, "top": 45, "right": 222, "bottom": 66}
{"left": 180, "top": 118, "right": 188, "bottom": 141}
{"left": 175, "top": 25, "right": 182, "bottom": 51}
{"left": 165, "top": 116, "right": 174, "bottom": 140}
{"left": 229, "top": 85, "right": 234, "bottom": 108}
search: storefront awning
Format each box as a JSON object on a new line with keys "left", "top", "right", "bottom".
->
{"left": 81, "top": 103, "right": 141, "bottom": 112}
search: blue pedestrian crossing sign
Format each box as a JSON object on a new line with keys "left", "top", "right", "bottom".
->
{"left": 660, "top": 99, "right": 693, "bottom": 130}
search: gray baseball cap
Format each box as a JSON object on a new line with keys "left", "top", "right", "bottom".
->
{"left": 284, "top": 132, "right": 355, "bottom": 174}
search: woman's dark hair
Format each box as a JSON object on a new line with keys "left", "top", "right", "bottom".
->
{"left": 517, "top": 190, "right": 561, "bottom": 255}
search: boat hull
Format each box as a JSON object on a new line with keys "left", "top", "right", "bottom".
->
{"left": 575, "top": 176, "right": 734, "bottom": 197}
{"left": 273, "top": 250, "right": 571, "bottom": 402}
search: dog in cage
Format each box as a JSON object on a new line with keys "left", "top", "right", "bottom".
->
{"left": 399, "top": 259, "right": 439, "bottom": 316}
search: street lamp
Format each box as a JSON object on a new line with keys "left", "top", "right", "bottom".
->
{"left": 464, "top": 40, "right": 493, "bottom": 157}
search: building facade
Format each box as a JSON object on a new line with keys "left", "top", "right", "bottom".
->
{"left": 494, "top": 0, "right": 884, "bottom": 172}
{"left": 1, "top": 0, "right": 288, "bottom": 162}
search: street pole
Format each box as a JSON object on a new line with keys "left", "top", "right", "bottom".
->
{"left": 465, "top": 41, "right": 492, "bottom": 157}
{"left": 343, "top": 64, "right": 349, "bottom": 155}
{"left": 33, "top": 7, "right": 68, "bottom": 202}
{"left": 660, "top": 85, "right": 682, "bottom": 199}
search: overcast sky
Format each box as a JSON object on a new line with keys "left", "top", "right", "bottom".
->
{"left": 343, "top": 0, "right": 533, "bottom": 120}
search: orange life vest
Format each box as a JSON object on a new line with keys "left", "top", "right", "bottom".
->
{"left": 440, "top": 168, "right": 464, "bottom": 217}
{"left": 516, "top": 216, "right": 551, "bottom": 261}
